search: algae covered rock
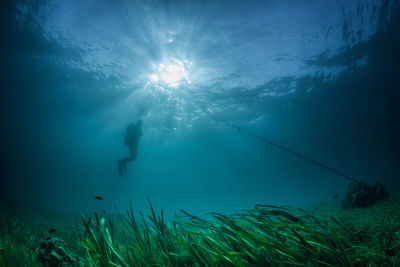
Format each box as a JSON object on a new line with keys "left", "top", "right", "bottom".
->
{"left": 341, "top": 182, "right": 389, "bottom": 209}
{"left": 37, "top": 237, "right": 80, "bottom": 267}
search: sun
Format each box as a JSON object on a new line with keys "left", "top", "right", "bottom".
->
{"left": 149, "top": 59, "right": 191, "bottom": 89}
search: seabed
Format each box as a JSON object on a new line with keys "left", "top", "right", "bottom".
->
{"left": 1, "top": 192, "right": 400, "bottom": 266}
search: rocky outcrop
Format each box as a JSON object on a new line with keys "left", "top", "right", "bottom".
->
{"left": 37, "top": 237, "right": 80, "bottom": 267}
{"left": 341, "top": 182, "right": 389, "bottom": 209}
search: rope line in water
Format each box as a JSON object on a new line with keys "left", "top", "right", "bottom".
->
{"left": 230, "top": 124, "right": 359, "bottom": 183}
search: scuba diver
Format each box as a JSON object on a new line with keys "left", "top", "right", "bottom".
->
{"left": 118, "top": 120, "right": 143, "bottom": 176}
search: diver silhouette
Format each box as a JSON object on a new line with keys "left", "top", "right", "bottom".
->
{"left": 118, "top": 120, "right": 143, "bottom": 176}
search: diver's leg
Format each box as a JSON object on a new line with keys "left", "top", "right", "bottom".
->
{"left": 120, "top": 156, "right": 134, "bottom": 174}
{"left": 124, "top": 147, "right": 137, "bottom": 174}
{"left": 118, "top": 146, "right": 137, "bottom": 175}
{"left": 122, "top": 158, "right": 128, "bottom": 173}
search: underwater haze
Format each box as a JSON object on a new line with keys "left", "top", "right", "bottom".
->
{"left": 1, "top": 0, "right": 399, "bottom": 219}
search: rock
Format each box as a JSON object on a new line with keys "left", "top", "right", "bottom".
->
{"left": 37, "top": 237, "right": 80, "bottom": 267}
{"left": 374, "top": 182, "right": 390, "bottom": 201}
{"left": 341, "top": 182, "right": 389, "bottom": 209}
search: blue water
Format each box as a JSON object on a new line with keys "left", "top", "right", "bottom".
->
{"left": 1, "top": 0, "right": 399, "bottom": 219}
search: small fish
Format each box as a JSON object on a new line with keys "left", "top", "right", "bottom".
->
{"left": 333, "top": 194, "right": 339, "bottom": 199}
{"left": 48, "top": 229, "right": 56, "bottom": 234}
{"left": 93, "top": 196, "right": 104, "bottom": 200}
